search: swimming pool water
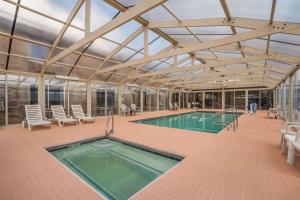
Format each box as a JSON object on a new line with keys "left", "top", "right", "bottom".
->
{"left": 134, "top": 111, "right": 242, "bottom": 133}
{"left": 50, "top": 139, "right": 180, "bottom": 200}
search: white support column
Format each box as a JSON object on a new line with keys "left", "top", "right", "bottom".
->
{"left": 288, "top": 76, "right": 293, "bottom": 122}
{"left": 202, "top": 91, "right": 205, "bottom": 109}
{"left": 105, "top": 85, "right": 108, "bottom": 116}
{"left": 86, "top": 80, "right": 91, "bottom": 116}
{"left": 245, "top": 89, "right": 249, "bottom": 110}
{"left": 186, "top": 92, "right": 188, "bottom": 108}
{"left": 157, "top": 89, "right": 159, "bottom": 111}
{"left": 85, "top": 0, "right": 91, "bottom": 36}
{"left": 140, "top": 87, "right": 143, "bottom": 112}
{"left": 144, "top": 27, "right": 148, "bottom": 57}
{"left": 178, "top": 92, "right": 181, "bottom": 109}
{"left": 221, "top": 89, "right": 225, "bottom": 110}
{"left": 118, "top": 85, "right": 122, "bottom": 115}
{"left": 5, "top": 74, "right": 8, "bottom": 126}
{"left": 38, "top": 75, "right": 45, "bottom": 116}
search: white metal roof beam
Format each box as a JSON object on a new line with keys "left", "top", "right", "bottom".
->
{"left": 45, "top": 0, "right": 166, "bottom": 67}
{"left": 96, "top": 23, "right": 300, "bottom": 74}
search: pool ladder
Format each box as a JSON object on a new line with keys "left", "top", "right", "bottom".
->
{"left": 105, "top": 109, "right": 114, "bottom": 137}
{"left": 212, "top": 107, "right": 239, "bottom": 132}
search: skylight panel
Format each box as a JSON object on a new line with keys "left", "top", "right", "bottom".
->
{"left": 112, "top": 47, "right": 137, "bottom": 62}
{"left": 274, "top": 0, "right": 300, "bottom": 23}
{"left": 159, "top": 28, "right": 190, "bottom": 35}
{"left": 90, "top": 0, "right": 119, "bottom": 32}
{"left": 189, "top": 26, "right": 232, "bottom": 35}
{"left": 148, "top": 37, "right": 171, "bottom": 55}
{"left": 86, "top": 38, "right": 119, "bottom": 57}
{"left": 11, "top": 39, "right": 49, "bottom": 60}
{"left": 171, "top": 35, "right": 198, "bottom": 43}
{"left": 141, "top": 5, "right": 175, "bottom": 22}
{"left": 103, "top": 20, "right": 141, "bottom": 44}
{"left": 21, "top": 0, "right": 77, "bottom": 21}
{"left": 269, "top": 41, "right": 300, "bottom": 57}
{"left": 15, "top": 8, "right": 63, "bottom": 44}
{"left": 165, "top": 0, "right": 225, "bottom": 20}
{"left": 227, "top": 0, "right": 272, "bottom": 20}
{"left": 0, "top": 1, "right": 15, "bottom": 34}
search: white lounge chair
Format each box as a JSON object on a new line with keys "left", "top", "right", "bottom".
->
{"left": 267, "top": 108, "right": 278, "bottom": 119}
{"left": 169, "top": 103, "right": 175, "bottom": 111}
{"left": 283, "top": 130, "right": 300, "bottom": 165}
{"left": 280, "top": 122, "right": 300, "bottom": 148}
{"left": 120, "top": 104, "right": 130, "bottom": 116}
{"left": 51, "top": 105, "right": 77, "bottom": 127}
{"left": 174, "top": 103, "right": 179, "bottom": 110}
{"left": 131, "top": 104, "right": 137, "bottom": 116}
{"left": 71, "top": 105, "right": 95, "bottom": 124}
{"left": 23, "top": 104, "right": 51, "bottom": 131}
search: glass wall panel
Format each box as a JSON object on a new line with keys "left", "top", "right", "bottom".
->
{"left": 235, "top": 91, "right": 245, "bottom": 109}
{"left": 121, "top": 86, "right": 131, "bottom": 107}
{"left": 159, "top": 90, "right": 169, "bottom": 110}
{"left": 248, "top": 90, "right": 260, "bottom": 109}
{"left": 260, "top": 90, "right": 273, "bottom": 110}
{"left": 143, "top": 90, "right": 149, "bottom": 111}
{"left": 293, "top": 70, "right": 300, "bottom": 122}
{"left": 131, "top": 86, "right": 140, "bottom": 109}
{"left": 45, "top": 79, "right": 66, "bottom": 118}
{"left": 205, "top": 92, "right": 222, "bottom": 109}
{"left": 0, "top": 74, "right": 5, "bottom": 126}
{"left": 225, "top": 91, "right": 234, "bottom": 108}
{"left": 7, "top": 74, "right": 38, "bottom": 124}
{"left": 91, "top": 83, "right": 106, "bottom": 116}
{"left": 68, "top": 81, "right": 87, "bottom": 116}
{"left": 150, "top": 89, "right": 157, "bottom": 111}
{"left": 107, "top": 85, "right": 118, "bottom": 115}
{"left": 180, "top": 93, "right": 185, "bottom": 108}
{"left": 172, "top": 93, "right": 179, "bottom": 105}
{"left": 195, "top": 92, "right": 202, "bottom": 108}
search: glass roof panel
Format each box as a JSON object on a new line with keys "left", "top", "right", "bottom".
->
{"left": 269, "top": 41, "right": 300, "bottom": 57}
{"left": 170, "top": 35, "right": 198, "bottom": 44}
{"left": 189, "top": 26, "right": 232, "bottom": 35}
{"left": 21, "top": 0, "right": 77, "bottom": 22}
{"left": 11, "top": 39, "right": 49, "bottom": 59}
{"left": 212, "top": 51, "right": 243, "bottom": 58}
{"left": 196, "top": 35, "right": 227, "bottom": 42}
{"left": 77, "top": 55, "right": 101, "bottom": 69}
{"left": 112, "top": 47, "right": 137, "bottom": 62}
{"left": 0, "top": 1, "right": 15, "bottom": 34}
{"left": 241, "top": 38, "right": 267, "bottom": 50}
{"left": 8, "top": 56, "right": 42, "bottom": 73}
{"left": 70, "top": 67, "right": 94, "bottom": 79}
{"left": 0, "top": 35, "right": 9, "bottom": 53}
{"left": 274, "top": 0, "right": 300, "bottom": 23}
{"left": 127, "top": 31, "right": 157, "bottom": 51}
{"left": 270, "top": 33, "right": 300, "bottom": 46}
{"left": 45, "top": 62, "right": 72, "bottom": 76}
{"left": 160, "top": 28, "right": 190, "bottom": 35}
{"left": 227, "top": 0, "right": 272, "bottom": 20}
{"left": 58, "top": 26, "right": 85, "bottom": 48}
{"left": 71, "top": 1, "right": 85, "bottom": 29}
{"left": 148, "top": 37, "right": 171, "bottom": 55}
{"left": 86, "top": 38, "right": 119, "bottom": 57}
{"left": 267, "top": 59, "right": 292, "bottom": 68}
{"left": 141, "top": 5, "right": 174, "bottom": 21}
{"left": 165, "top": 0, "right": 225, "bottom": 20}
{"left": 90, "top": 0, "right": 119, "bottom": 32}
{"left": 103, "top": 20, "right": 141, "bottom": 44}
{"left": 15, "top": 8, "right": 63, "bottom": 44}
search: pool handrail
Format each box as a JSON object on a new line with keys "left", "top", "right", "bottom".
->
{"left": 105, "top": 109, "right": 114, "bottom": 137}
{"left": 212, "top": 107, "right": 239, "bottom": 131}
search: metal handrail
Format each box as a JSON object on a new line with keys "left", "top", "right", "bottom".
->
{"left": 212, "top": 107, "right": 239, "bottom": 131}
{"left": 105, "top": 109, "right": 114, "bottom": 137}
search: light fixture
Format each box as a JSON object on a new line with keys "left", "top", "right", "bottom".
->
{"left": 55, "top": 75, "right": 80, "bottom": 81}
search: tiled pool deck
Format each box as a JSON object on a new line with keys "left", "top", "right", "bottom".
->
{"left": 0, "top": 109, "right": 300, "bottom": 200}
